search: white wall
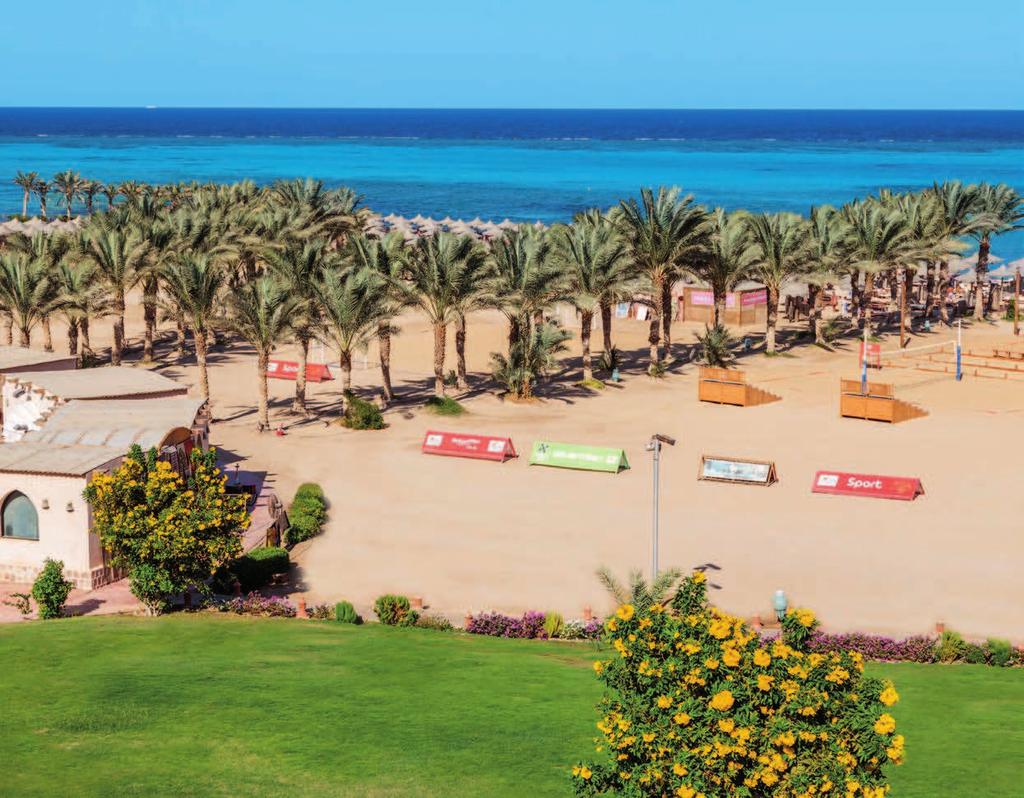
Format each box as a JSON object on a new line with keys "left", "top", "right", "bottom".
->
{"left": 2, "top": 382, "right": 57, "bottom": 442}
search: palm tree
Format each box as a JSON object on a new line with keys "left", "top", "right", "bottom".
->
{"left": 690, "top": 209, "right": 756, "bottom": 327}
{"left": 490, "top": 225, "right": 562, "bottom": 350}
{"left": 489, "top": 319, "right": 571, "bottom": 400}
{"left": 52, "top": 170, "right": 84, "bottom": 220}
{"left": 0, "top": 254, "right": 51, "bottom": 346}
{"left": 406, "top": 232, "right": 494, "bottom": 397}
{"left": 102, "top": 183, "right": 120, "bottom": 210}
{"left": 161, "top": 254, "right": 227, "bottom": 402}
{"left": 927, "top": 182, "right": 981, "bottom": 324}
{"left": 226, "top": 277, "right": 299, "bottom": 431}
{"left": 805, "top": 205, "right": 851, "bottom": 343}
{"left": 4, "top": 232, "right": 73, "bottom": 352}
{"left": 551, "top": 214, "right": 632, "bottom": 382}
{"left": 81, "top": 180, "right": 101, "bottom": 214}
{"left": 969, "top": 183, "right": 1024, "bottom": 318}
{"left": 596, "top": 566, "right": 682, "bottom": 613}
{"left": 614, "top": 187, "right": 709, "bottom": 370}
{"left": 314, "top": 266, "right": 394, "bottom": 410}
{"left": 33, "top": 179, "right": 50, "bottom": 220}
{"left": 76, "top": 225, "right": 150, "bottom": 364}
{"left": 13, "top": 171, "right": 38, "bottom": 217}
{"left": 342, "top": 232, "right": 410, "bottom": 402}
{"left": 744, "top": 212, "right": 812, "bottom": 353}
{"left": 264, "top": 239, "right": 335, "bottom": 414}
{"left": 51, "top": 260, "right": 110, "bottom": 359}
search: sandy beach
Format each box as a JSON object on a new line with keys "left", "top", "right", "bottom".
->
{"left": 29, "top": 296, "right": 1011, "bottom": 643}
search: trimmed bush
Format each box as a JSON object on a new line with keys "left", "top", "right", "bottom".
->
{"left": 556, "top": 619, "right": 604, "bottom": 641}
{"left": 805, "top": 632, "right": 936, "bottom": 663}
{"left": 213, "top": 547, "right": 290, "bottom": 593}
{"left": 286, "top": 483, "right": 327, "bottom": 546}
{"left": 987, "top": 638, "right": 1013, "bottom": 667}
{"left": 466, "top": 611, "right": 547, "bottom": 639}
{"left": 335, "top": 600, "right": 361, "bottom": 624}
{"left": 342, "top": 393, "right": 386, "bottom": 430}
{"left": 543, "top": 611, "right": 564, "bottom": 639}
{"left": 424, "top": 396, "right": 466, "bottom": 416}
{"left": 31, "top": 559, "right": 74, "bottom": 620}
{"left": 374, "top": 594, "right": 418, "bottom": 627}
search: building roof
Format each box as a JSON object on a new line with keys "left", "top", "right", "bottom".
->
{"left": 4, "top": 367, "right": 187, "bottom": 400}
{"left": 23, "top": 398, "right": 206, "bottom": 448}
{"left": 0, "top": 441, "right": 123, "bottom": 477}
{"left": 0, "top": 347, "right": 78, "bottom": 373}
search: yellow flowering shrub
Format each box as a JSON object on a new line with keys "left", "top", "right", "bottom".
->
{"left": 84, "top": 445, "right": 248, "bottom": 614}
{"left": 572, "top": 572, "right": 902, "bottom": 797}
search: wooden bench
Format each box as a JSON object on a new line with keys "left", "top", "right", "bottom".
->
{"left": 839, "top": 379, "right": 926, "bottom": 423}
{"left": 698, "top": 367, "right": 780, "bottom": 407}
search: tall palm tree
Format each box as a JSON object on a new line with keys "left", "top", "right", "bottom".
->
{"left": 314, "top": 266, "right": 394, "bottom": 409}
{"left": 744, "top": 212, "right": 812, "bottom": 353}
{"left": 81, "top": 180, "right": 101, "bottom": 214}
{"left": 226, "top": 277, "right": 299, "bottom": 431}
{"left": 406, "top": 232, "right": 494, "bottom": 397}
{"left": 689, "top": 209, "right": 756, "bottom": 327}
{"left": 805, "top": 205, "right": 851, "bottom": 343}
{"left": 13, "top": 171, "right": 38, "bottom": 217}
{"left": 614, "top": 187, "right": 709, "bottom": 370}
{"left": 51, "top": 259, "right": 110, "bottom": 359}
{"left": 102, "top": 182, "right": 120, "bottom": 210}
{"left": 0, "top": 254, "right": 51, "bottom": 347}
{"left": 342, "top": 232, "right": 410, "bottom": 402}
{"left": 76, "top": 225, "right": 150, "bottom": 365}
{"left": 161, "top": 254, "right": 227, "bottom": 402}
{"left": 928, "top": 181, "right": 981, "bottom": 324}
{"left": 551, "top": 214, "right": 632, "bottom": 382}
{"left": 969, "top": 183, "right": 1024, "bottom": 318}
{"left": 52, "top": 170, "right": 84, "bottom": 220}
{"left": 33, "top": 178, "right": 50, "bottom": 220}
{"left": 4, "top": 232, "right": 73, "bottom": 352}
{"left": 490, "top": 225, "right": 562, "bottom": 350}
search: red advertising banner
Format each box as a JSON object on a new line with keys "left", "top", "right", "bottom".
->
{"left": 741, "top": 288, "right": 768, "bottom": 307}
{"left": 421, "top": 430, "right": 517, "bottom": 462}
{"left": 811, "top": 471, "right": 924, "bottom": 501}
{"left": 858, "top": 342, "right": 882, "bottom": 368}
{"left": 266, "top": 360, "right": 334, "bottom": 382}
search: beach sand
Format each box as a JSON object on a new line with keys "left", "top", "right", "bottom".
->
{"left": 21, "top": 302, "right": 1024, "bottom": 641}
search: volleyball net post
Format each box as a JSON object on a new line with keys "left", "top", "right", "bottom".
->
{"left": 956, "top": 320, "right": 963, "bottom": 382}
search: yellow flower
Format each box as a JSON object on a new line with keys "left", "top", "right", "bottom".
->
{"left": 709, "top": 690, "right": 735, "bottom": 711}
{"left": 709, "top": 619, "right": 731, "bottom": 639}
{"left": 672, "top": 763, "right": 688, "bottom": 776}
{"left": 757, "top": 674, "right": 774, "bottom": 692}
{"left": 753, "top": 649, "right": 771, "bottom": 667}
{"left": 705, "top": 658, "right": 720, "bottom": 670}
{"left": 657, "top": 695, "right": 673, "bottom": 709}
{"left": 691, "top": 571, "right": 707, "bottom": 584}
{"left": 642, "top": 732, "right": 656, "bottom": 743}
{"left": 673, "top": 712, "right": 691, "bottom": 726}
{"left": 793, "top": 608, "right": 816, "bottom": 628}
{"left": 722, "top": 648, "right": 741, "bottom": 667}
{"left": 676, "top": 787, "right": 696, "bottom": 798}
{"left": 579, "top": 766, "right": 592, "bottom": 780}
{"left": 616, "top": 604, "right": 635, "bottom": 621}
{"left": 873, "top": 713, "right": 896, "bottom": 734}
{"left": 593, "top": 660, "right": 604, "bottom": 674}
{"left": 718, "top": 718, "right": 735, "bottom": 733}
{"left": 879, "top": 685, "right": 900, "bottom": 706}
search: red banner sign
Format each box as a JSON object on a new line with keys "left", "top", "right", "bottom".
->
{"left": 421, "top": 430, "right": 517, "bottom": 462}
{"left": 858, "top": 342, "right": 881, "bottom": 368}
{"left": 812, "top": 471, "right": 924, "bottom": 501}
{"left": 266, "top": 360, "right": 334, "bottom": 382}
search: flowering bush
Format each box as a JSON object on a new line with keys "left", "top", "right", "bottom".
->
{"left": 558, "top": 619, "right": 605, "bottom": 641}
{"left": 217, "top": 592, "right": 296, "bottom": 618}
{"left": 466, "top": 610, "right": 547, "bottom": 639}
{"left": 804, "top": 633, "right": 937, "bottom": 663}
{"left": 573, "top": 571, "right": 903, "bottom": 797}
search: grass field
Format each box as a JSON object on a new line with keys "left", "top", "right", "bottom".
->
{"left": 0, "top": 615, "right": 1021, "bottom": 797}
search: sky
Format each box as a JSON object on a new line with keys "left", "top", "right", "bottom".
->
{"left": 1, "top": 1, "right": 1021, "bottom": 109}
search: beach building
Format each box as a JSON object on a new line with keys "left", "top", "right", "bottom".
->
{"left": 0, "top": 346, "right": 78, "bottom": 375}
{"left": 1, "top": 367, "right": 187, "bottom": 442}
{"left": 0, "top": 397, "right": 210, "bottom": 589}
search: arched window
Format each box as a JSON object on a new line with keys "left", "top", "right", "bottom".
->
{"left": 2, "top": 491, "right": 39, "bottom": 540}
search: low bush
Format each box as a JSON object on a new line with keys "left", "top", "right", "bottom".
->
{"left": 307, "top": 603, "right": 334, "bottom": 620}
{"left": 31, "top": 559, "right": 74, "bottom": 620}
{"left": 424, "top": 396, "right": 466, "bottom": 416}
{"left": 466, "top": 610, "right": 547, "bottom": 639}
{"left": 286, "top": 483, "right": 327, "bottom": 546}
{"left": 212, "top": 547, "right": 290, "bottom": 593}
{"left": 335, "top": 600, "right": 361, "bottom": 624}
{"left": 342, "top": 392, "right": 386, "bottom": 430}
{"left": 543, "top": 611, "right": 563, "bottom": 639}
{"left": 987, "top": 638, "right": 1013, "bottom": 667}
{"left": 963, "top": 642, "right": 988, "bottom": 664}
{"left": 217, "top": 593, "right": 296, "bottom": 617}
{"left": 374, "top": 594, "right": 418, "bottom": 626}
{"left": 415, "top": 613, "right": 454, "bottom": 631}
{"left": 806, "top": 632, "right": 937, "bottom": 663}
{"left": 937, "top": 629, "right": 965, "bottom": 663}
{"left": 555, "top": 618, "right": 604, "bottom": 640}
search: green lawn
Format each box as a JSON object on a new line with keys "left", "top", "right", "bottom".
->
{"left": 0, "top": 615, "right": 1020, "bottom": 797}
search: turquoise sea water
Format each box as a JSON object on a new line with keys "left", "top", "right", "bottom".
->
{"left": 2, "top": 109, "right": 1022, "bottom": 257}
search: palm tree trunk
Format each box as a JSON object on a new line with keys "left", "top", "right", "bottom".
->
{"left": 765, "top": 285, "right": 780, "bottom": 353}
{"left": 647, "top": 276, "right": 663, "bottom": 370}
{"left": 923, "top": 262, "right": 936, "bottom": 319}
{"left": 807, "top": 285, "right": 820, "bottom": 338}
{"left": 455, "top": 312, "right": 468, "bottom": 390}
{"left": 339, "top": 350, "right": 353, "bottom": 411}
{"left": 713, "top": 291, "right": 725, "bottom": 327}
{"left": 256, "top": 351, "right": 270, "bottom": 431}
{"left": 175, "top": 318, "right": 187, "bottom": 359}
{"left": 863, "top": 273, "right": 875, "bottom": 332}
{"left": 38, "top": 194, "right": 47, "bottom": 220}
{"left": 580, "top": 310, "right": 593, "bottom": 382}
{"left": 937, "top": 261, "right": 950, "bottom": 324}
{"left": 432, "top": 321, "right": 446, "bottom": 397}
{"left": 42, "top": 316, "right": 53, "bottom": 352}
{"left": 850, "top": 269, "right": 861, "bottom": 318}
{"left": 661, "top": 279, "right": 674, "bottom": 361}
{"left": 80, "top": 316, "right": 93, "bottom": 357}
{"left": 600, "top": 301, "right": 613, "bottom": 353}
{"left": 293, "top": 336, "right": 309, "bottom": 414}
{"left": 142, "top": 279, "right": 157, "bottom": 363}
{"left": 195, "top": 329, "right": 210, "bottom": 402}
{"left": 21, "top": 191, "right": 28, "bottom": 217}
{"left": 508, "top": 315, "right": 521, "bottom": 351}
{"left": 18, "top": 324, "right": 30, "bottom": 347}
{"left": 112, "top": 289, "right": 126, "bottom": 365}
{"left": 378, "top": 324, "right": 395, "bottom": 401}
{"left": 975, "top": 236, "right": 990, "bottom": 318}
{"left": 67, "top": 318, "right": 79, "bottom": 356}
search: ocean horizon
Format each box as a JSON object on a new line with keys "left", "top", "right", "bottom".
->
{"left": 3, "top": 107, "right": 1023, "bottom": 258}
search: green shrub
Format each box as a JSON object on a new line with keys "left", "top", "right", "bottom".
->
{"left": 294, "top": 483, "right": 325, "bottom": 504}
{"left": 212, "top": 547, "right": 289, "bottom": 593}
{"left": 963, "top": 643, "right": 988, "bottom": 664}
{"left": 597, "top": 346, "right": 620, "bottom": 373}
{"left": 2, "top": 591, "right": 32, "bottom": 617}
{"left": 342, "top": 392, "right": 386, "bottom": 430}
{"left": 936, "top": 629, "right": 965, "bottom": 663}
{"left": 695, "top": 322, "right": 736, "bottom": 367}
{"left": 307, "top": 603, "right": 334, "bottom": 620}
{"left": 415, "top": 613, "right": 454, "bottom": 631}
{"left": 286, "top": 483, "right": 327, "bottom": 546}
{"left": 335, "top": 600, "right": 361, "bottom": 624}
{"left": 425, "top": 396, "right": 466, "bottom": 416}
{"left": 31, "top": 559, "right": 74, "bottom": 620}
{"left": 986, "top": 637, "right": 1013, "bottom": 667}
{"left": 543, "top": 611, "right": 564, "bottom": 639}
{"left": 374, "top": 594, "right": 418, "bottom": 627}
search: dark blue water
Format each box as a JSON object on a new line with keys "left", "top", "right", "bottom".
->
{"left": 3, "top": 108, "right": 1022, "bottom": 256}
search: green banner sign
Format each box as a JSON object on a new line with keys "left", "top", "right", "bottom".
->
{"left": 529, "top": 440, "right": 629, "bottom": 473}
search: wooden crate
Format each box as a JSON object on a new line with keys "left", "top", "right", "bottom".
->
{"left": 699, "top": 368, "right": 780, "bottom": 407}
{"left": 839, "top": 379, "right": 926, "bottom": 424}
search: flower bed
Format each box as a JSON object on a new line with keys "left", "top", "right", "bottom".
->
{"left": 466, "top": 611, "right": 601, "bottom": 640}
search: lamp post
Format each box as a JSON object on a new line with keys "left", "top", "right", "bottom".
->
{"left": 773, "top": 589, "right": 788, "bottom": 622}
{"left": 646, "top": 433, "right": 676, "bottom": 580}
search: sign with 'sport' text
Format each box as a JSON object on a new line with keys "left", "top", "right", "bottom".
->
{"left": 421, "top": 430, "right": 517, "bottom": 462}
{"left": 812, "top": 471, "right": 924, "bottom": 501}
{"left": 529, "top": 441, "right": 629, "bottom": 473}
{"left": 266, "top": 360, "right": 334, "bottom": 383}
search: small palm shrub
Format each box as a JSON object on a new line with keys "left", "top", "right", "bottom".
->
{"left": 425, "top": 396, "right": 466, "bottom": 416}
{"left": 334, "top": 600, "right": 362, "bottom": 624}
{"left": 543, "top": 611, "right": 564, "bottom": 639}
{"left": 696, "top": 322, "right": 736, "bottom": 367}
{"left": 936, "top": 629, "right": 965, "bottom": 663}
{"left": 374, "top": 594, "right": 418, "bottom": 626}
{"left": 491, "top": 320, "right": 571, "bottom": 399}
{"left": 597, "top": 346, "right": 620, "bottom": 373}
{"left": 31, "top": 559, "right": 74, "bottom": 620}
{"left": 342, "top": 392, "right": 385, "bottom": 430}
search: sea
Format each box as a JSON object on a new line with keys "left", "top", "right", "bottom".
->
{"left": 2, "top": 108, "right": 1022, "bottom": 259}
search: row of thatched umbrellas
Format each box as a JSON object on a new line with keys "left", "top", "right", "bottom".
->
{"left": 0, "top": 217, "right": 85, "bottom": 237}
{"left": 363, "top": 214, "right": 544, "bottom": 243}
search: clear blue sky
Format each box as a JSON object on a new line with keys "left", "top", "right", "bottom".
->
{"left": 3, "top": 1, "right": 1021, "bottom": 109}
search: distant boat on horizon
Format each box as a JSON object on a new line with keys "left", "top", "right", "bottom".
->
{"left": 145, "top": 105, "right": 157, "bottom": 110}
